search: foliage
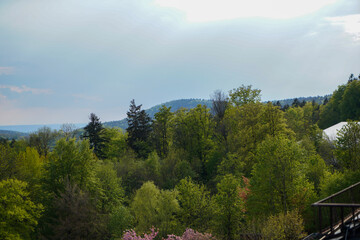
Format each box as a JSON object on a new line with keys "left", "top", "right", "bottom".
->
{"left": 126, "top": 99, "right": 152, "bottom": 158}
{"left": 171, "top": 105, "right": 214, "bottom": 181}
{"left": 0, "top": 143, "right": 17, "bottom": 180}
{"left": 335, "top": 121, "right": 360, "bottom": 171}
{"left": 83, "top": 113, "right": 108, "bottom": 159}
{"left": 152, "top": 105, "right": 173, "bottom": 158}
{"left": 228, "top": 85, "right": 261, "bottom": 107}
{"left": 29, "top": 126, "right": 58, "bottom": 157}
{"left": 101, "top": 127, "right": 127, "bottom": 160}
{"left": 108, "top": 205, "right": 134, "bottom": 239}
{"left": 213, "top": 174, "right": 246, "bottom": 240}
{"left": 43, "top": 138, "right": 97, "bottom": 197}
{"left": 248, "top": 136, "right": 316, "bottom": 216}
{"left": 318, "top": 79, "right": 360, "bottom": 129}
{"left": 175, "top": 177, "right": 214, "bottom": 232}
{"left": 131, "top": 181, "right": 179, "bottom": 236}
{"left": 0, "top": 179, "right": 43, "bottom": 240}
{"left": 50, "top": 182, "right": 107, "bottom": 240}
{"left": 15, "top": 147, "right": 44, "bottom": 186}
{"left": 261, "top": 210, "right": 306, "bottom": 240}
{"left": 95, "top": 161, "right": 124, "bottom": 213}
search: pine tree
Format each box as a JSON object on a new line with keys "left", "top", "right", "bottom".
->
{"left": 83, "top": 113, "right": 107, "bottom": 159}
{"left": 126, "top": 99, "right": 152, "bottom": 158}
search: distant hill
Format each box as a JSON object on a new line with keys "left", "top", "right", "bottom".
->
{"left": 0, "top": 130, "right": 28, "bottom": 140}
{"left": 271, "top": 95, "right": 331, "bottom": 107}
{"left": 0, "top": 123, "right": 86, "bottom": 134}
{"left": 1, "top": 95, "right": 331, "bottom": 133}
{"left": 104, "top": 95, "right": 330, "bottom": 129}
{"left": 104, "top": 99, "right": 212, "bottom": 129}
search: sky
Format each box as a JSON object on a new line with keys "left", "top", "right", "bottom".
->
{"left": 0, "top": 0, "right": 359, "bottom": 125}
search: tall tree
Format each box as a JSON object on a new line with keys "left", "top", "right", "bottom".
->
{"left": 126, "top": 99, "right": 152, "bottom": 158}
{"left": 29, "top": 126, "right": 58, "bottom": 157}
{"left": 211, "top": 90, "right": 229, "bottom": 120}
{"left": 175, "top": 177, "right": 214, "bottom": 232}
{"left": 51, "top": 182, "right": 107, "bottom": 240}
{"left": 213, "top": 174, "right": 246, "bottom": 240}
{"left": 43, "top": 138, "right": 97, "bottom": 198}
{"left": 228, "top": 85, "right": 261, "bottom": 107}
{"left": 83, "top": 113, "right": 108, "bottom": 159}
{"left": 0, "top": 179, "right": 43, "bottom": 240}
{"left": 248, "top": 136, "right": 315, "bottom": 217}
{"left": 152, "top": 105, "right": 173, "bottom": 158}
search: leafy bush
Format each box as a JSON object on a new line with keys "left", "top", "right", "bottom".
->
{"left": 261, "top": 210, "right": 306, "bottom": 240}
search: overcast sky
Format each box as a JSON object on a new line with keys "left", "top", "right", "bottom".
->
{"left": 0, "top": 0, "right": 359, "bottom": 125}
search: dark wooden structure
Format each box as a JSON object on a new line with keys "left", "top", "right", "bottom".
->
{"left": 311, "top": 182, "right": 360, "bottom": 239}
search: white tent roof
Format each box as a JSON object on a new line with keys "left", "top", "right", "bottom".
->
{"left": 323, "top": 122, "right": 359, "bottom": 141}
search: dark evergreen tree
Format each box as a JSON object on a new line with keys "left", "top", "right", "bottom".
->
{"left": 275, "top": 101, "right": 282, "bottom": 108}
{"left": 292, "top": 98, "right": 300, "bottom": 107}
{"left": 126, "top": 99, "right": 152, "bottom": 158}
{"left": 83, "top": 113, "right": 107, "bottom": 159}
{"left": 323, "top": 97, "right": 329, "bottom": 105}
{"left": 281, "top": 104, "right": 290, "bottom": 111}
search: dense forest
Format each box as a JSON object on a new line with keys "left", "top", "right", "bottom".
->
{"left": 1, "top": 77, "right": 360, "bottom": 240}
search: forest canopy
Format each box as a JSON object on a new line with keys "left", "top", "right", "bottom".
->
{"left": 0, "top": 77, "right": 360, "bottom": 240}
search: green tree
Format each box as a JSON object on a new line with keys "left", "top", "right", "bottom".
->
{"left": 318, "top": 79, "right": 360, "bottom": 129}
{"left": 126, "top": 99, "right": 152, "bottom": 158}
{"left": 248, "top": 136, "right": 315, "bottom": 217}
{"left": 339, "top": 79, "right": 360, "bottom": 121}
{"left": 223, "top": 103, "right": 265, "bottom": 176}
{"left": 228, "top": 85, "right": 261, "bottom": 107}
{"left": 261, "top": 210, "right": 306, "bottom": 240}
{"left": 51, "top": 182, "right": 106, "bottom": 240}
{"left": 171, "top": 105, "right": 214, "bottom": 181}
{"left": 213, "top": 174, "right": 246, "bottom": 240}
{"left": 16, "top": 147, "right": 44, "bottom": 186}
{"left": 43, "top": 138, "right": 97, "bottom": 198}
{"left": 108, "top": 205, "right": 134, "bottom": 239}
{"left": 0, "top": 143, "right": 17, "bottom": 180}
{"left": 175, "top": 177, "right": 214, "bottom": 232}
{"left": 152, "top": 105, "right": 173, "bottom": 158}
{"left": 131, "top": 181, "right": 179, "bottom": 236}
{"left": 131, "top": 181, "right": 161, "bottom": 232}
{"left": 0, "top": 179, "right": 43, "bottom": 240}
{"left": 83, "top": 113, "right": 108, "bottom": 159}
{"left": 95, "top": 161, "right": 124, "bottom": 213}
{"left": 101, "top": 127, "right": 127, "bottom": 160}
{"left": 335, "top": 122, "right": 360, "bottom": 171}
{"left": 29, "top": 126, "right": 58, "bottom": 157}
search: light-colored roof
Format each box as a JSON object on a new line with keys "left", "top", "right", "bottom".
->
{"left": 323, "top": 122, "right": 359, "bottom": 141}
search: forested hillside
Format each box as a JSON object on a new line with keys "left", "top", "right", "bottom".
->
{"left": 0, "top": 130, "right": 28, "bottom": 140}
{"left": 1, "top": 79, "right": 359, "bottom": 240}
{"left": 104, "top": 96, "right": 329, "bottom": 130}
{"left": 104, "top": 99, "right": 212, "bottom": 129}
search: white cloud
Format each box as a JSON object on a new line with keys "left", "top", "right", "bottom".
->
{"left": 0, "top": 67, "right": 15, "bottom": 75}
{"left": 326, "top": 14, "right": 360, "bottom": 41}
{"left": 0, "top": 85, "right": 52, "bottom": 94}
{"left": 155, "top": 0, "right": 338, "bottom": 22}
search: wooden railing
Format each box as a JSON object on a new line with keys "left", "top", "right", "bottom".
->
{"left": 311, "top": 182, "right": 360, "bottom": 239}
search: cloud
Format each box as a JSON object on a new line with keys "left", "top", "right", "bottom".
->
{"left": 0, "top": 67, "right": 15, "bottom": 75}
{"left": 326, "top": 14, "right": 360, "bottom": 41}
{"left": 0, "top": 85, "right": 52, "bottom": 94}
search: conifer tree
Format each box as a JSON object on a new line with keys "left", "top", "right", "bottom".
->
{"left": 83, "top": 113, "right": 107, "bottom": 159}
{"left": 126, "top": 99, "right": 152, "bottom": 158}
